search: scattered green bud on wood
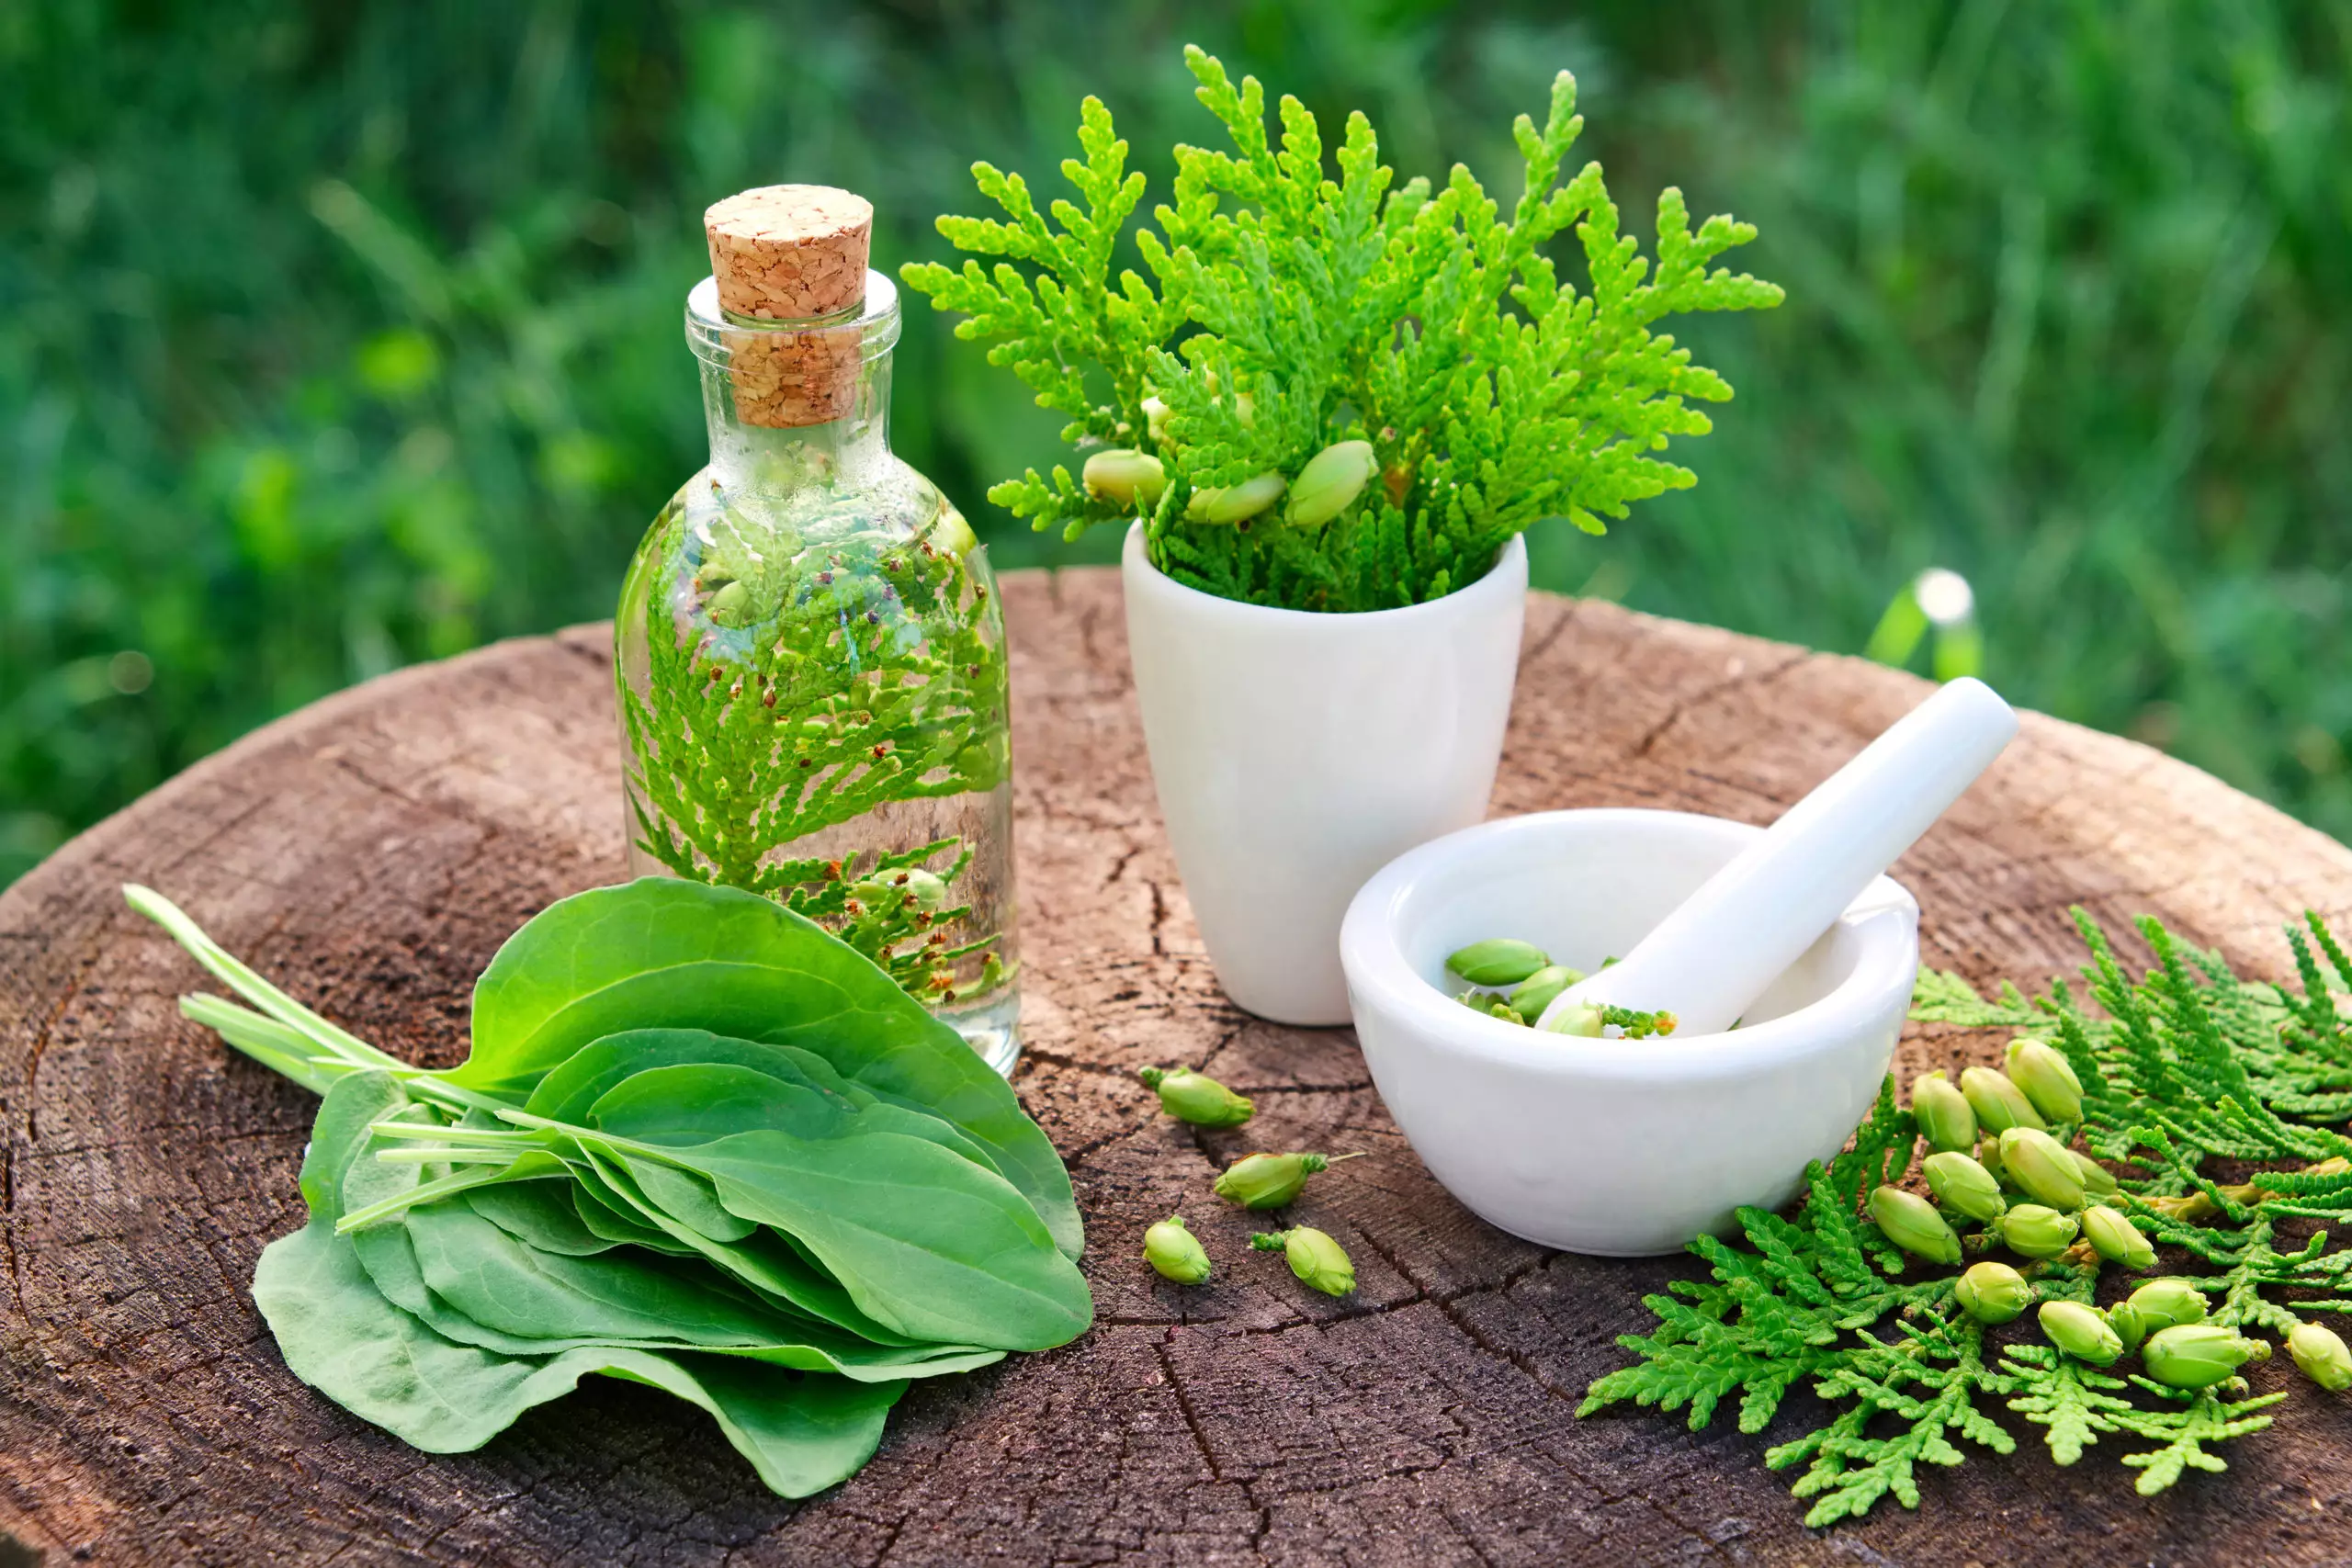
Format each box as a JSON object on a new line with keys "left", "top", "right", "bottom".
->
{"left": 1955, "top": 1260, "right": 2031, "bottom": 1324}
{"left": 2080, "top": 1204, "right": 2156, "bottom": 1269}
{"left": 1253, "top": 1226, "right": 1355, "bottom": 1296}
{"left": 1144, "top": 1214, "right": 1213, "bottom": 1283}
{"left": 1186, "top": 470, "right": 1286, "bottom": 525}
{"left": 1998, "top": 1126, "right": 2086, "bottom": 1212}
{"left": 2005, "top": 1037, "right": 2085, "bottom": 1124}
{"left": 1446, "top": 939, "right": 1550, "bottom": 987}
{"left": 1910, "top": 1070, "right": 1978, "bottom": 1153}
{"left": 1924, "top": 1151, "right": 2007, "bottom": 1223}
{"left": 1082, "top": 448, "right": 1168, "bottom": 511}
{"left": 1507, "top": 965, "right": 1579, "bottom": 1023}
{"left": 1870, "top": 1186, "right": 1962, "bottom": 1265}
{"left": 1215, "top": 1151, "right": 1356, "bottom": 1210}
{"left": 2107, "top": 1300, "right": 2149, "bottom": 1352}
{"left": 2127, "top": 1278, "right": 2210, "bottom": 1332}
{"left": 1996, "top": 1203, "right": 2078, "bottom": 1258}
{"left": 1137, "top": 1066, "right": 1254, "bottom": 1128}
{"left": 2070, "top": 1150, "right": 2120, "bottom": 1198}
{"left": 2288, "top": 1321, "right": 2352, "bottom": 1392}
{"left": 1283, "top": 440, "right": 1377, "bottom": 527}
{"left": 2038, "top": 1300, "right": 2124, "bottom": 1365}
{"left": 2143, "top": 1325, "right": 2267, "bottom": 1390}
{"left": 1961, "top": 1066, "right": 2047, "bottom": 1134}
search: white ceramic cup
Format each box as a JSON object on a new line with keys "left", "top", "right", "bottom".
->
{"left": 1340, "top": 808, "right": 1920, "bottom": 1256}
{"left": 1122, "top": 523, "right": 1528, "bottom": 1024}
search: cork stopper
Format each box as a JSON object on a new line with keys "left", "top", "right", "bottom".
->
{"left": 703, "top": 185, "right": 875, "bottom": 427}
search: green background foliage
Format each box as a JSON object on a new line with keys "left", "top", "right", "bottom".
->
{"left": 5, "top": 0, "right": 2348, "bottom": 886}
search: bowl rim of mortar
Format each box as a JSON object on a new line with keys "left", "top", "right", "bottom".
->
{"left": 1340, "top": 807, "right": 1920, "bottom": 1083}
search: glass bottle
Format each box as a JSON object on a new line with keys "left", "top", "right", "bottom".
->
{"left": 615, "top": 186, "right": 1020, "bottom": 1073}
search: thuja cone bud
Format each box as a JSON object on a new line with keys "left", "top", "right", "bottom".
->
{"left": 1977, "top": 1135, "right": 2009, "bottom": 1187}
{"left": 1955, "top": 1260, "right": 2031, "bottom": 1324}
{"left": 1187, "top": 471, "right": 1286, "bottom": 525}
{"left": 1871, "top": 1186, "right": 1962, "bottom": 1265}
{"left": 1998, "top": 1126, "right": 2086, "bottom": 1212}
{"left": 2128, "top": 1278, "right": 2210, "bottom": 1332}
{"left": 2038, "top": 1300, "right": 2124, "bottom": 1365}
{"left": 1961, "top": 1066, "right": 2047, "bottom": 1134}
{"left": 1083, "top": 448, "right": 1168, "bottom": 511}
{"left": 1541, "top": 1001, "right": 1605, "bottom": 1037}
{"left": 1446, "top": 939, "right": 1550, "bottom": 987}
{"left": 1911, "top": 1070, "right": 1978, "bottom": 1154}
{"left": 707, "top": 580, "right": 754, "bottom": 627}
{"left": 1144, "top": 1214, "right": 1213, "bottom": 1284}
{"left": 1997, "top": 1203, "right": 2078, "bottom": 1258}
{"left": 1142, "top": 394, "right": 1171, "bottom": 445}
{"left": 1253, "top": 1226, "right": 1355, "bottom": 1296}
{"left": 1507, "top": 964, "right": 1579, "bottom": 1023}
{"left": 2143, "top": 1325, "right": 2268, "bottom": 1390}
{"left": 2081, "top": 1204, "right": 2157, "bottom": 1269}
{"left": 2289, "top": 1321, "right": 2352, "bottom": 1392}
{"left": 2006, "top": 1037, "right": 2086, "bottom": 1123}
{"left": 1137, "top": 1066, "right": 1255, "bottom": 1128}
{"left": 2108, "top": 1300, "right": 2149, "bottom": 1351}
{"left": 1923, "top": 1151, "right": 2007, "bottom": 1224}
{"left": 1216, "top": 1151, "right": 1338, "bottom": 1211}
{"left": 1284, "top": 440, "right": 1377, "bottom": 527}
{"left": 2071, "top": 1150, "right": 2120, "bottom": 1198}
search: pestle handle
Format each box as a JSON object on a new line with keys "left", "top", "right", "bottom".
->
{"left": 1539, "top": 677, "right": 2018, "bottom": 1038}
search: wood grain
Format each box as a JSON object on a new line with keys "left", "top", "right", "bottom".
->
{"left": 6, "top": 569, "right": 2352, "bottom": 1566}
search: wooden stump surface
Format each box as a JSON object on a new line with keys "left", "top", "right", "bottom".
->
{"left": 6, "top": 568, "right": 2352, "bottom": 1567}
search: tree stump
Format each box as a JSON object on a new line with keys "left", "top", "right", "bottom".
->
{"left": 6, "top": 570, "right": 2352, "bottom": 1566}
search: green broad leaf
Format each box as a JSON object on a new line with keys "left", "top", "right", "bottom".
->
{"left": 251, "top": 1218, "right": 904, "bottom": 1496}
{"left": 678, "top": 1127, "right": 1094, "bottom": 1352}
{"left": 455, "top": 880, "right": 1083, "bottom": 1261}
{"left": 526, "top": 1030, "right": 857, "bottom": 1133}
{"left": 463, "top": 1180, "right": 620, "bottom": 1258}
{"left": 572, "top": 1143, "right": 926, "bottom": 1348}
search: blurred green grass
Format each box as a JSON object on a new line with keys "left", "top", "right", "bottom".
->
{"left": 4, "top": 0, "right": 2347, "bottom": 886}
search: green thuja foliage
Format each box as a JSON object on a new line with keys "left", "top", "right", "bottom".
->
{"left": 902, "top": 46, "right": 1781, "bottom": 613}
{"left": 620, "top": 490, "right": 1011, "bottom": 1003}
{"left": 1584, "top": 908, "right": 2352, "bottom": 1525}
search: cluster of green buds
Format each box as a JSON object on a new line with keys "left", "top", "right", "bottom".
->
{"left": 1214, "top": 1150, "right": 1360, "bottom": 1210}
{"left": 1441, "top": 940, "right": 1670, "bottom": 1037}
{"left": 1143, "top": 1214, "right": 1214, "bottom": 1284}
{"left": 1252, "top": 1226, "right": 1356, "bottom": 1297}
{"left": 1136, "top": 1066, "right": 1255, "bottom": 1128}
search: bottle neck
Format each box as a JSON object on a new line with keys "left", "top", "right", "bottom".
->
{"left": 699, "top": 350, "right": 894, "bottom": 498}
{"left": 684, "top": 271, "right": 902, "bottom": 500}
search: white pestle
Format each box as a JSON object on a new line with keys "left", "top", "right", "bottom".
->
{"left": 1535, "top": 675, "right": 2018, "bottom": 1039}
